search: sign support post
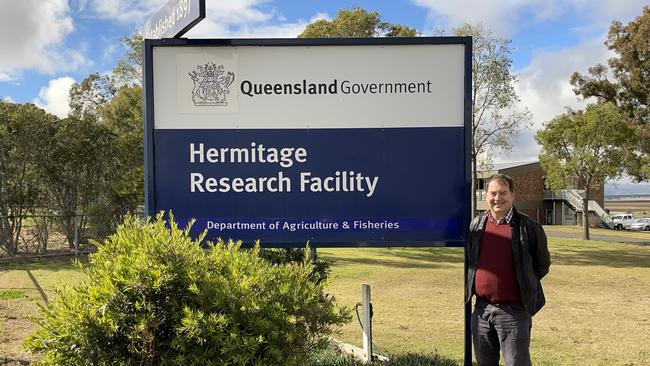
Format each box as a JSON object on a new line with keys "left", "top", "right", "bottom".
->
{"left": 362, "top": 284, "right": 373, "bottom": 363}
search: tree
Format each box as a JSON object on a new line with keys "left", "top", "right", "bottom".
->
{"left": 69, "top": 32, "right": 143, "bottom": 121}
{"left": 0, "top": 102, "right": 56, "bottom": 255}
{"left": 299, "top": 6, "right": 418, "bottom": 38}
{"left": 453, "top": 24, "right": 532, "bottom": 215}
{"left": 98, "top": 85, "right": 144, "bottom": 220}
{"left": 112, "top": 32, "right": 143, "bottom": 86}
{"left": 570, "top": 7, "right": 650, "bottom": 180}
{"left": 66, "top": 32, "right": 145, "bottom": 237}
{"left": 535, "top": 103, "right": 635, "bottom": 240}
{"left": 68, "top": 72, "right": 116, "bottom": 120}
{"left": 39, "top": 115, "right": 118, "bottom": 248}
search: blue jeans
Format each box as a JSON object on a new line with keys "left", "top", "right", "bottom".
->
{"left": 471, "top": 298, "right": 532, "bottom": 366}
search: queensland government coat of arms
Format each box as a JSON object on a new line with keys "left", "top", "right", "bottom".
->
{"left": 188, "top": 62, "right": 235, "bottom": 106}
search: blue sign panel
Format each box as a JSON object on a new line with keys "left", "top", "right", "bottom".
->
{"left": 144, "top": 38, "right": 471, "bottom": 247}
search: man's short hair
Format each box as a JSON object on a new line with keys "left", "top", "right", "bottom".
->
{"left": 486, "top": 174, "right": 514, "bottom": 193}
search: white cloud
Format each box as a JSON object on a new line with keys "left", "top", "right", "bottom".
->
{"left": 80, "top": 0, "right": 319, "bottom": 38}
{"left": 517, "top": 36, "right": 611, "bottom": 128}
{"left": 80, "top": 0, "right": 326, "bottom": 38}
{"left": 0, "top": 0, "right": 90, "bottom": 79}
{"left": 187, "top": 17, "right": 311, "bottom": 39}
{"left": 412, "top": 0, "right": 647, "bottom": 163}
{"left": 33, "top": 76, "right": 76, "bottom": 118}
{"left": 81, "top": 0, "right": 280, "bottom": 31}
{"left": 2, "top": 96, "right": 15, "bottom": 103}
{"left": 498, "top": 35, "right": 613, "bottom": 163}
{"left": 413, "top": 0, "right": 561, "bottom": 36}
{"left": 412, "top": 0, "right": 649, "bottom": 37}
{"left": 80, "top": 0, "right": 165, "bottom": 23}
{"left": 0, "top": 72, "right": 12, "bottom": 82}
{"left": 185, "top": 2, "right": 318, "bottom": 38}
{"left": 78, "top": 0, "right": 312, "bottom": 38}
{"left": 585, "top": 0, "right": 650, "bottom": 26}
{"left": 101, "top": 42, "right": 121, "bottom": 64}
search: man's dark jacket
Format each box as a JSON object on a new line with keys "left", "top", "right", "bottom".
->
{"left": 465, "top": 206, "right": 551, "bottom": 316}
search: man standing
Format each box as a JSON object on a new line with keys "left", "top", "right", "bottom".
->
{"left": 465, "top": 174, "right": 551, "bottom": 366}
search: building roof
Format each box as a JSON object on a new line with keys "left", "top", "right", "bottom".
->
{"left": 479, "top": 161, "right": 539, "bottom": 173}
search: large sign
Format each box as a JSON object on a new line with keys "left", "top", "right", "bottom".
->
{"left": 143, "top": 0, "right": 205, "bottom": 39}
{"left": 143, "top": 38, "right": 472, "bottom": 247}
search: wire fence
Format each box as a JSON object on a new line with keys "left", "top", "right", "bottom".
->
{"left": 0, "top": 212, "right": 143, "bottom": 259}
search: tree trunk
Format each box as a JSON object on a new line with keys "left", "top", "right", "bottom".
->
{"left": 64, "top": 213, "right": 75, "bottom": 249}
{"left": 0, "top": 215, "right": 19, "bottom": 256}
{"left": 13, "top": 218, "right": 22, "bottom": 254}
{"left": 0, "top": 216, "right": 15, "bottom": 255}
{"left": 581, "top": 197, "right": 590, "bottom": 240}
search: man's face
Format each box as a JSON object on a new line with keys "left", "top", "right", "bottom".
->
{"left": 486, "top": 179, "right": 515, "bottom": 218}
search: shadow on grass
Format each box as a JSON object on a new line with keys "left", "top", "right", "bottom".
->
{"left": 331, "top": 248, "right": 464, "bottom": 269}
{"left": 0, "top": 256, "right": 88, "bottom": 272}
{"left": 550, "top": 245, "right": 650, "bottom": 268}
{"left": 387, "top": 248, "right": 464, "bottom": 264}
{"left": 329, "top": 242, "right": 650, "bottom": 270}
{"left": 334, "top": 257, "right": 455, "bottom": 269}
{"left": 26, "top": 270, "right": 49, "bottom": 303}
{"left": 0, "top": 357, "right": 31, "bottom": 365}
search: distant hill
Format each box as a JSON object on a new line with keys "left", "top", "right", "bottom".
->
{"left": 605, "top": 194, "right": 650, "bottom": 200}
{"left": 605, "top": 182, "right": 650, "bottom": 197}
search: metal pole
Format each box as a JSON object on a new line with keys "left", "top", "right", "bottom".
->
{"left": 362, "top": 284, "right": 373, "bottom": 363}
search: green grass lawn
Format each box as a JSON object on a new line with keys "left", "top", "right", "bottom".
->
{"left": 543, "top": 225, "right": 650, "bottom": 240}
{"left": 319, "top": 238, "right": 650, "bottom": 366}
{"left": 1, "top": 239, "right": 649, "bottom": 365}
{"left": 0, "top": 258, "right": 86, "bottom": 362}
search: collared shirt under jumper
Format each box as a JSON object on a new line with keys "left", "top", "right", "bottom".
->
{"left": 487, "top": 207, "right": 514, "bottom": 225}
{"left": 474, "top": 207, "right": 522, "bottom": 305}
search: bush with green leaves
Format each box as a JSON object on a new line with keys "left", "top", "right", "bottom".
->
{"left": 383, "top": 353, "right": 460, "bottom": 366}
{"left": 24, "top": 214, "right": 349, "bottom": 365}
{"left": 308, "top": 347, "right": 461, "bottom": 366}
{"left": 259, "top": 247, "right": 333, "bottom": 285}
{"left": 309, "top": 347, "right": 367, "bottom": 366}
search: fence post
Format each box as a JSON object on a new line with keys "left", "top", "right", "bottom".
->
{"left": 309, "top": 247, "right": 317, "bottom": 263}
{"left": 362, "top": 284, "right": 373, "bottom": 363}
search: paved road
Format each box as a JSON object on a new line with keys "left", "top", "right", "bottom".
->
{"left": 544, "top": 229, "right": 650, "bottom": 245}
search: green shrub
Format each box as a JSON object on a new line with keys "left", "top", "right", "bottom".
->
{"left": 383, "top": 352, "right": 460, "bottom": 366}
{"left": 308, "top": 347, "right": 461, "bottom": 366}
{"left": 24, "top": 214, "right": 349, "bottom": 365}
{"left": 309, "top": 347, "right": 367, "bottom": 366}
{"left": 259, "top": 247, "right": 333, "bottom": 285}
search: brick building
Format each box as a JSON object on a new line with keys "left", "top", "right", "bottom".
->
{"left": 476, "top": 161, "right": 607, "bottom": 226}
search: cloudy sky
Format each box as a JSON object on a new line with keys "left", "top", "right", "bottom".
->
{"left": 0, "top": 0, "right": 649, "bottom": 193}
